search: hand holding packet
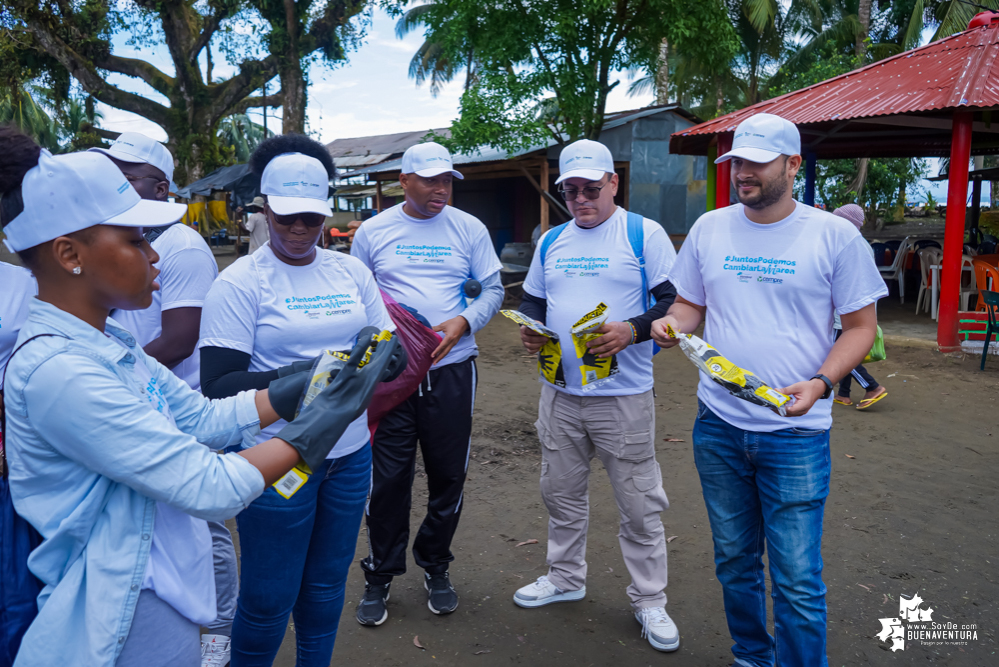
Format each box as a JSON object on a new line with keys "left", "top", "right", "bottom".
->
{"left": 664, "top": 323, "right": 790, "bottom": 416}
{"left": 272, "top": 331, "right": 401, "bottom": 498}
{"left": 500, "top": 310, "right": 565, "bottom": 387}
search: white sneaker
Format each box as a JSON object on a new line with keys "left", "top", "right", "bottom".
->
{"left": 201, "top": 634, "right": 231, "bottom": 666}
{"left": 513, "top": 575, "right": 585, "bottom": 608}
{"left": 635, "top": 606, "right": 680, "bottom": 652}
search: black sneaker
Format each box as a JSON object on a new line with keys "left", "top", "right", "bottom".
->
{"left": 425, "top": 572, "right": 459, "bottom": 615}
{"left": 356, "top": 582, "right": 390, "bottom": 626}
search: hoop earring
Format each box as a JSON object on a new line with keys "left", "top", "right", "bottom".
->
{"left": 72, "top": 267, "right": 82, "bottom": 275}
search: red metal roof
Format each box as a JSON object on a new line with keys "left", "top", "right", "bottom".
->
{"left": 671, "top": 14, "right": 999, "bottom": 157}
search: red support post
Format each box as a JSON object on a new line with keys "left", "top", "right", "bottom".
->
{"left": 715, "top": 134, "right": 732, "bottom": 209}
{"left": 937, "top": 111, "right": 974, "bottom": 352}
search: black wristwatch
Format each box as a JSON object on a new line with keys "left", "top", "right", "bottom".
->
{"left": 810, "top": 374, "right": 834, "bottom": 399}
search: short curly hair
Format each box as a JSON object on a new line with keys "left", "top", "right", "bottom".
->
{"left": 250, "top": 133, "right": 335, "bottom": 179}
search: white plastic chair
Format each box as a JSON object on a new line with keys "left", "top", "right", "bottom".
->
{"left": 960, "top": 254, "right": 977, "bottom": 311}
{"left": 879, "top": 236, "right": 912, "bottom": 303}
{"left": 914, "top": 247, "right": 939, "bottom": 314}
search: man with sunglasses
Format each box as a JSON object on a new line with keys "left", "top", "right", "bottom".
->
{"left": 350, "top": 142, "right": 503, "bottom": 626}
{"left": 513, "top": 139, "right": 681, "bottom": 653}
{"left": 92, "top": 133, "right": 230, "bottom": 666}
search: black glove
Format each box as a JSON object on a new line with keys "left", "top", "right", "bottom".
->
{"left": 267, "top": 370, "right": 313, "bottom": 422}
{"left": 276, "top": 356, "right": 320, "bottom": 378}
{"left": 276, "top": 333, "right": 403, "bottom": 471}
{"left": 355, "top": 326, "right": 408, "bottom": 382}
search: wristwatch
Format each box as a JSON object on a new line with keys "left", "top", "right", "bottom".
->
{"left": 810, "top": 374, "right": 834, "bottom": 399}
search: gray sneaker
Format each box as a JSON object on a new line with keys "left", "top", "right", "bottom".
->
{"left": 513, "top": 575, "right": 586, "bottom": 608}
{"left": 635, "top": 606, "right": 680, "bottom": 652}
{"left": 356, "top": 582, "right": 390, "bottom": 626}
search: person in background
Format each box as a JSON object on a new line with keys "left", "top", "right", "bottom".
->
{"left": 199, "top": 133, "right": 400, "bottom": 667}
{"left": 514, "top": 139, "right": 681, "bottom": 652}
{"left": 651, "top": 114, "right": 886, "bottom": 667}
{"left": 90, "top": 133, "right": 235, "bottom": 666}
{"left": 243, "top": 197, "right": 269, "bottom": 255}
{"left": 350, "top": 142, "right": 503, "bottom": 626}
{"left": 831, "top": 204, "right": 887, "bottom": 411}
{"left": 0, "top": 125, "right": 398, "bottom": 667}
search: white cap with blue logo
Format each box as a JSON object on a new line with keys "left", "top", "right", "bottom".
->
{"left": 715, "top": 113, "right": 801, "bottom": 164}
{"left": 555, "top": 139, "right": 615, "bottom": 185}
{"left": 3, "top": 150, "right": 187, "bottom": 253}
{"left": 401, "top": 142, "right": 464, "bottom": 179}
{"left": 89, "top": 131, "right": 177, "bottom": 191}
{"left": 260, "top": 152, "right": 334, "bottom": 217}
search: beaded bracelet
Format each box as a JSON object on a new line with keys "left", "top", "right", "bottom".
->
{"left": 627, "top": 321, "right": 638, "bottom": 345}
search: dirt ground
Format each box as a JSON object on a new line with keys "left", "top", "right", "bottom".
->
{"left": 259, "top": 316, "right": 999, "bottom": 667}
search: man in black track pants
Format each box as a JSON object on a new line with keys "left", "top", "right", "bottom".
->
{"left": 350, "top": 142, "right": 503, "bottom": 625}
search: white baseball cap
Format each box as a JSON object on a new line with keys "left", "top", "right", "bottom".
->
{"left": 401, "top": 142, "right": 463, "bottom": 179}
{"left": 555, "top": 139, "right": 615, "bottom": 185}
{"left": 2, "top": 150, "right": 187, "bottom": 253}
{"left": 89, "top": 132, "right": 175, "bottom": 186}
{"left": 260, "top": 152, "right": 334, "bottom": 216}
{"left": 715, "top": 113, "right": 801, "bottom": 164}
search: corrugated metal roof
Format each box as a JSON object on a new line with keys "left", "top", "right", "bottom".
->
{"left": 671, "top": 17, "right": 999, "bottom": 156}
{"left": 340, "top": 104, "right": 696, "bottom": 179}
{"left": 327, "top": 128, "right": 450, "bottom": 158}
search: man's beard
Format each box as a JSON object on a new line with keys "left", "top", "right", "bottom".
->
{"left": 737, "top": 170, "right": 789, "bottom": 210}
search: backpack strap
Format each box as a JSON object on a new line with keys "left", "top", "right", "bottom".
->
{"left": 2, "top": 334, "right": 65, "bottom": 478}
{"left": 626, "top": 211, "right": 649, "bottom": 311}
{"left": 538, "top": 223, "right": 568, "bottom": 266}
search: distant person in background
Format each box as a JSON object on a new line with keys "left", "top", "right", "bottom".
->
{"left": 244, "top": 196, "right": 269, "bottom": 254}
{"left": 831, "top": 204, "right": 887, "bottom": 411}
{"left": 90, "top": 133, "right": 233, "bottom": 667}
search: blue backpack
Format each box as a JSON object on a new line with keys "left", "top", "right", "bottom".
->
{"left": 539, "top": 211, "right": 658, "bottom": 353}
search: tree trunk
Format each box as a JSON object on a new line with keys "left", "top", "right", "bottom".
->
{"left": 654, "top": 38, "right": 669, "bottom": 105}
{"left": 856, "top": 0, "right": 872, "bottom": 56}
{"left": 280, "top": 0, "right": 306, "bottom": 134}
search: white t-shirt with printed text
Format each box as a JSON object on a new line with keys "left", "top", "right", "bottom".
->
{"left": 112, "top": 224, "right": 218, "bottom": 389}
{"left": 668, "top": 201, "right": 888, "bottom": 432}
{"left": 0, "top": 262, "right": 37, "bottom": 390}
{"left": 523, "top": 207, "right": 677, "bottom": 396}
{"left": 350, "top": 203, "right": 503, "bottom": 367}
{"left": 198, "top": 245, "right": 393, "bottom": 458}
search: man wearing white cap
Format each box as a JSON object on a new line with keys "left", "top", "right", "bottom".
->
{"left": 651, "top": 113, "right": 887, "bottom": 666}
{"left": 350, "top": 141, "right": 503, "bottom": 625}
{"left": 511, "top": 139, "right": 681, "bottom": 652}
{"left": 90, "top": 132, "right": 230, "bottom": 666}
{"left": 242, "top": 196, "right": 269, "bottom": 254}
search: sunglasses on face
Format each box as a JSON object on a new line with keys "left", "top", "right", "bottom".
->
{"left": 558, "top": 181, "right": 610, "bottom": 201}
{"left": 268, "top": 210, "right": 326, "bottom": 228}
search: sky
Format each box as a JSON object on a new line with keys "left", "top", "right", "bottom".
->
{"left": 94, "top": 7, "right": 983, "bottom": 204}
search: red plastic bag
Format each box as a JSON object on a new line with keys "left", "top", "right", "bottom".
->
{"left": 367, "top": 290, "right": 440, "bottom": 438}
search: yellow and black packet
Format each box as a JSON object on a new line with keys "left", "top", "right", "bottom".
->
{"left": 272, "top": 330, "right": 395, "bottom": 498}
{"left": 500, "top": 310, "right": 565, "bottom": 387}
{"left": 571, "top": 303, "right": 618, "bottom": 389}
{"left": 664, "top": 324, "right": 789, "bottom": 416}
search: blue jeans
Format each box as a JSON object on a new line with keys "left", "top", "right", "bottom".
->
{"left": 231, "top": 444, "right": 371, "bottom": 667}
{"left": 692, "top": 402, "right": 830, "bottom": 667}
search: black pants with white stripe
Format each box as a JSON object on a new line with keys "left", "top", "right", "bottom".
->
{"left": 362, "top": 357, "right": 477, "bottom": 585}
{"left": 834, "top": 329, "right": 880, "bottom": 396}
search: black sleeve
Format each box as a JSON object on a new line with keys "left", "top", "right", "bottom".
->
{"left": 518, "top": 291, "right": 548, "bottom": 324}
{"left": 200, "top": 346, "right": 281, "bottom": 399}
{"left": 627, "top": 280, "right": 678, "bottom": 344}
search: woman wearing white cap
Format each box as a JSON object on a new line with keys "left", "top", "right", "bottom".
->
{"left": 0, "top": 125, "right": 400, "bottom": 667}
{"left": 198, "top": 134, "right": 399, "bottom": 666}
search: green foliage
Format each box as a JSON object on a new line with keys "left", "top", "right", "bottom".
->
{"left": 393, "top": 0, "right": 737, "bottom": 154}
{"left": 217, "top": 113, "right": 272, "bottom": 162}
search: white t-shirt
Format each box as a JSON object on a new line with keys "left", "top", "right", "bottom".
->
{"left": 0, "top": 262, "right": 37, "bottom": 390}
{"left": 112, "top": 224, "right": 218, "bottom": 389}
{"left": 668, "top": 201, "right": 888, "bottom": 432}
{"left": 523, "top": 208, "right": 676, "bottom": 396}
{"left": 245, "top": 212, "right": 269, "bottom": 255}
{"left": 198, "top": 245, "right": 393, "bottom": 458}
{"left": 351, "top": 203, "right": 503, "bottom": 367}
{"left": 833, "top": 242, "right": 876, "bottom": 329}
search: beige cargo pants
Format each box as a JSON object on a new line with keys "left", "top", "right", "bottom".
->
{"left": 534, "top": 383, "right": 669, "bottom": 610}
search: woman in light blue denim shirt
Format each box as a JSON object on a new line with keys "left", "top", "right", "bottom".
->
{"left": 0, "top": 128, "right": 399, "bottom": 666}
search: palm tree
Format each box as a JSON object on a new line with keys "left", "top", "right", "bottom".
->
{"left": 396, "top": 1, "right": 478, "bottom": 97}
{"left": 217, "top": 114, "right": 272, "bottom": 163}
{"left": 0, "top": 83, "right": 60, "bottom": 151}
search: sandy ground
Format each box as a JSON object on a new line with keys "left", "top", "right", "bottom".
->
{"left": 257, "top": 315, "right": 999, "bottom": 667}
